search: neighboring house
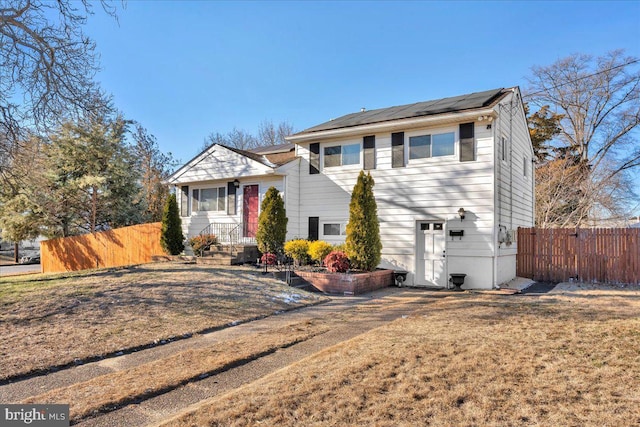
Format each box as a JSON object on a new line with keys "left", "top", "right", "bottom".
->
{"left": 167, "top": 87, "right": 535, "bottom": 289}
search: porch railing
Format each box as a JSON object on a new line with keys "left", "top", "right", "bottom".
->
{"left": 197, "top": 223, "right": 256, "bottom": 256}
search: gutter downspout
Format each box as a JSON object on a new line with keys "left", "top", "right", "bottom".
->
{"left": 492, "top": 110, "right": 499, "bottom": 288}
{"left": 509, "top": 91, "right": 515, "bottom": 231}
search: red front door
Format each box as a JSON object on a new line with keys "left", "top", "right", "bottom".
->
{"left": 243, "top": 185, "right": 259, "bottom": 238}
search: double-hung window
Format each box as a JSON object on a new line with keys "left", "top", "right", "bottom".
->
{"left": 409, "top": 132, "right": 455, "bottom": 160}
{"left": 192, "top": 187, "right": 226, "bottom": 212}
{"left": 323, "top": 143, "right": 360, "bottom": 167}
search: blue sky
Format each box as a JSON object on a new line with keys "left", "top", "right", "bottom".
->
{"left": 85, "top": 1, "right": 640, "bottom": 162}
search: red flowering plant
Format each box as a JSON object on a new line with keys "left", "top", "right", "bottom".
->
{"left": 261, "top": 252, "right": 278, "bottom": 266}
{"left": 324, "top": 251, "right": 350, "bottom": 273}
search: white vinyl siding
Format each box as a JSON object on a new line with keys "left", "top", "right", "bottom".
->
{"left": 169, "top": 145, "right": 274, "bottom": 184}
{"left": 298, "top": 121, "right": 497, "bottom": 288}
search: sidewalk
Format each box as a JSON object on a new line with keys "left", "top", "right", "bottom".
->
{"left": 0, "top": 286, "right": 442, "bottom": 427}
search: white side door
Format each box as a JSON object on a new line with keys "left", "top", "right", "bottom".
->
{"left": 415, "top": 222, "right": 446, "bottom": 287}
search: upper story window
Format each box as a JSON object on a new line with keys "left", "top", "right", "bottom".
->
{"left": 409, "top": 132, "right": 455, "bottom": 159}
{"left": 192, "top": 187, "right": 226, "bottom": 212}
{"left": 324, "top": 143, "right": 360, "bottom": 167}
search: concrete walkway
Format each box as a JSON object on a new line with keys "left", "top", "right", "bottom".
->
{"left": 0, "top": 286, "right": 446, "bottom": 427}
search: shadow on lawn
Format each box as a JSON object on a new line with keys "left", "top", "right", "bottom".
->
{"left": 0, "top": 264, "right": 326, "bottom": 384}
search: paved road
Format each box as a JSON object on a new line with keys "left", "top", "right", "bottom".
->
{"left": 0, "top": 263, "right": 41, "bottom": 276}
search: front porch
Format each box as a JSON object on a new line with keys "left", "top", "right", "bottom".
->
{"left": 190, "top": 222, "right": 258, "bottom": 266}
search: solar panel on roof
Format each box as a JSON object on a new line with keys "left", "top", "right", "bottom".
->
{"left": 296, "top": 88, "right": 507, "bottom": 135}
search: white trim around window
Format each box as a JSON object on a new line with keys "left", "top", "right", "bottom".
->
{"left": 192, "top": 186, "right": 226, "bottom": 213}
{"left": 320, "top": 220, "right": 348, "bottom": 241}
{"left": 322, "top": 142, "right": 361, "bottom": 168}
{"left": 405, "top": 126, "right": 457, "bottom": 163}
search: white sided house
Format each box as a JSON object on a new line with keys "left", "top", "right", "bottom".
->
{"left": 166, "top": 143, "right": 300, "bottom": 246}
{"left": 287, "top": 87, "right": 534, "bottom": 289}
{"left": 167, "top": 87, "right": 534, "bottom": 289}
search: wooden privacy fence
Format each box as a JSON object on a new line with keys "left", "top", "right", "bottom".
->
{"left": 41, "top": 222, "right": 164, "bottom": 273}
{"left": 517, "top": 227, "right": 640, "bottom": 284}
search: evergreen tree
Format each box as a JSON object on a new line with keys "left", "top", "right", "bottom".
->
{"left": 161, "top": 193, "right": 184, "bottom": 255}
{"left": 346, "top": 171, "right": 381, "bottom": 271}
{"left": 256, "top": 187, "right": 287, "bottom": 255}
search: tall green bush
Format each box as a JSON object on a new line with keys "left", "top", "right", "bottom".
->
{"left": 345, "top": 171, "right": 381, "bottom": 271}
{"left": 256, "top": 186, "right": 287, "bottom": 255}
{"left": 161, "top": 193, "right": 184, "bottom": 255}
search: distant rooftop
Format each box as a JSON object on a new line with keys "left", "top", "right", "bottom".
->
{"left": 224, "top": 143, "right": 296, "bottom": 167}
{"left": 293, "top": 88, "right": 510, "bottom": 136}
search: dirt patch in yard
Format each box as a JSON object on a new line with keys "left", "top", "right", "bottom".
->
{"left": 0, "top": 262, "right": 326, "bottom": 382}
{"left": 162, "top": 289, "right": 640, "bottom": 427}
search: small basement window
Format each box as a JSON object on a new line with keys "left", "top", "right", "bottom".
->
{"left": 324, "top": 143, "right": 360, "bottom": 167}
{"left": 323, "top": 223, "right": 347, "bottom": 236}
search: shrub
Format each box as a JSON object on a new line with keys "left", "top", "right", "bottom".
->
{"left": 261, "top": 252, "right": 277, "bottom": 266}
{"left": 324, "top": 250, "right": 350, "bottom": 273}
{"left": 332, "top": 243, "right": 347, "bottom": 253}
{"left": 308, "top": 240, "right": 333, "bottom": 265}
{"left": 284, "top": 239, "right": 310, "bottom": 266}
{"left": 346, "top": 171, "right": 381, "bottom": 271}
{"left": 189, "top": 234, "right": 217, "bottom": 255}
{"left": 256, "top": 187, "right": 287, "bottom": 255}
{"left": 160, "top": 193, "right": 184, "bottom": 255}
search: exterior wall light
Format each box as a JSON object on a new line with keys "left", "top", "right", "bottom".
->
{"left": 233, "top": 179, "right": 240, "bottom": 189}
{"left": 458, "top": 207, "right": 466, "bottom": 221}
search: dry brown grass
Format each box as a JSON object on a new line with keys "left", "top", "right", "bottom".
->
{"left": 24, "top": 319, "right": 329, "bottom": 422}
{"left": 0, "top": 262, "right": 325, "bottom": 381}
{"left": 162, "top": 287, "right": 640, "bottom": 427}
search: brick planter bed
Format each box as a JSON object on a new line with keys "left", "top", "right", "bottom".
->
{"left": 294, "top": 269, "right": 393, "bottom": 295}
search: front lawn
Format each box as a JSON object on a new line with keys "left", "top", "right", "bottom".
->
{"left": 164, "top": 285, "right": 640, "bottom": 427}
{"left": 0, "top": 262, "right": 325, "bottom": 381}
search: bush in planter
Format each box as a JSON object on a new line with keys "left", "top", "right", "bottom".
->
{"left": 284, "top": 239, "right": 310, "bottom": 266}
{"left": 308, "top": 240, "right": 333, "bottom": 265}
{"left": 256, "top": 187, "right": 287, "bottom": 255}
{"left": 189, "top": 234, "right": 217, "bottom": 255}
{"left": 345, "top": 171, "right": 381, "bottom": 271}
{"left": 332, "top": 243, "right": 346, "bottom": 252}
{"left": 324, "top": 250, "right": 350, "bottom": 273}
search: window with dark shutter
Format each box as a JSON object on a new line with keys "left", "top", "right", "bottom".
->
{"left": 191, "top": 189, "right": 199, "bottom": 214}
{"left": 391, "top": 132, "right": 405, "bottom": 168}
{"left": 180, "top": 185, "right": 189, "bottom": 217}
{"left": 309, "top": 143, "right": 320, "bottom": 174}
{"left": 459, "top": 122, "right": 475, "bottom": 162}
{"left": 308, "top": 217, "right": 319, "bottom": 241}
{"left": 363, "top": 135, "right": 375, "bottom": 170}
{"left": 227, "top": 181, "right": 237, "bottom": 215}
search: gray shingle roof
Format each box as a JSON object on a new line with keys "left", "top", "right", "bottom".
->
{"left": 294, "top": 88, "right": 508, "bottom": 135}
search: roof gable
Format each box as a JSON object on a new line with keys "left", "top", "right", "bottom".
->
{"left": 167, "top": 144, "right": 276, "bottom": 184}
